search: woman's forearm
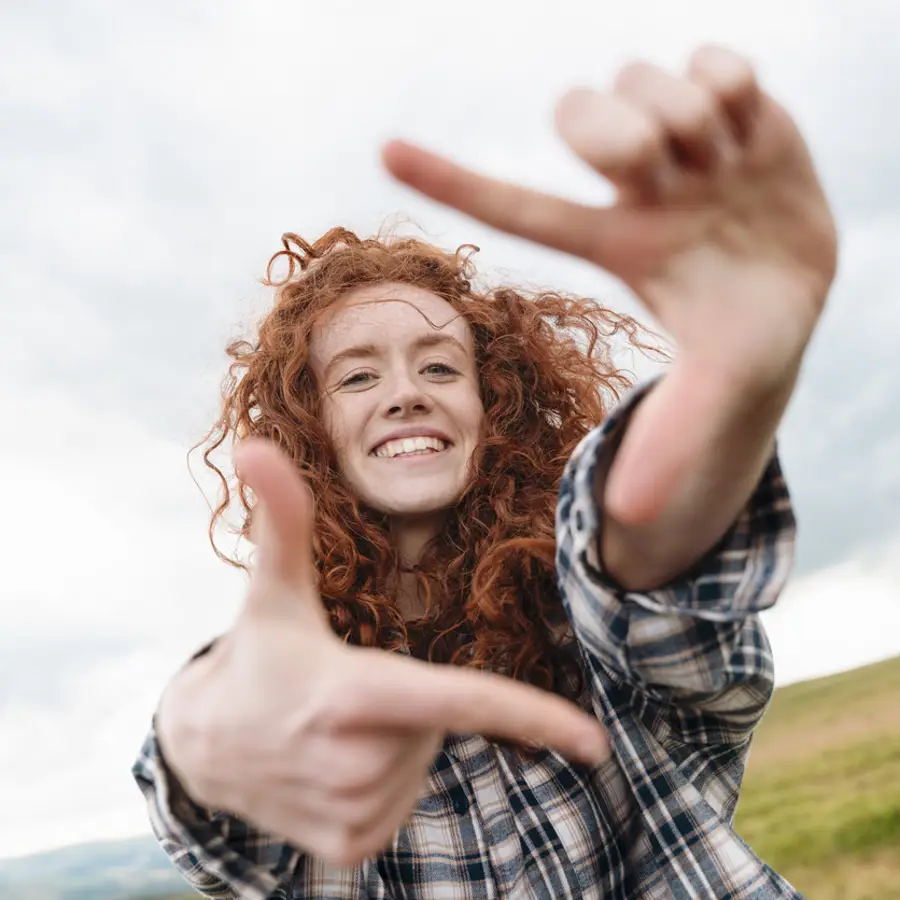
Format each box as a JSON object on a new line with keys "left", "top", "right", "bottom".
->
{"left": 599, "top": 359, "right": 797, "bottom": 591}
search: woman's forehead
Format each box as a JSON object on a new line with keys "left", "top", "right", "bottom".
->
{"left": 311, "top": 283, "right": 473, "bottom": 360}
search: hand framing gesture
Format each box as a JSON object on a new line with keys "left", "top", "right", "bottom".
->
{"left": 156, "top": 440, "right": 610, "bottom": 866}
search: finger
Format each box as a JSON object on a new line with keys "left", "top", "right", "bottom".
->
{"left": 346, "top": 654, "right": 611, "bottom": 767}
{"left": 687, "top": 45, "right": 760, "bottom": 144}
{"left": 382, "top": 139, "right": 602, "bottom": 261}
{"left": 234, "top": 438, "right": 318, "bottom": 599}
{"left": 554, "top": 88, "right": 675, "bottom": 198}
{"left": 613, "top": 62, "right": 734, "bottom": 171}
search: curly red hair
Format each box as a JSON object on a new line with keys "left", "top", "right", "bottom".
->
{"left": 197, "top": 227, "right": 660, "bottom": 700}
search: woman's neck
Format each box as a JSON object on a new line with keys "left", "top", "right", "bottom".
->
{"left": 395, "top": 569, "right": 429, "bottom": 620}
{"left": 389, "top": 512, "right": 447, "bottom": 621}
{"left": 390, "top": 513, "right": 445, "bottom": 567}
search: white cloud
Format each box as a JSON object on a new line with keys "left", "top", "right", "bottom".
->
{"left": 764, "top": 538, "right": 900, "bottom": 686}
{"left": 0, "top": 645, "right": 180, "bottom": 859}
{"left": 0, "top": 384, "right": 236, "bottom": 632}
{"left": 0, "top": 388, "right": 246, "bottom": 858}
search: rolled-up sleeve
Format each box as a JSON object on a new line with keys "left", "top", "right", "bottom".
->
{"left": 556, "top": 379, "right": 796, "bottom": 746}
{"left": 132, "top": 722, "right": 302, "bottom": 900}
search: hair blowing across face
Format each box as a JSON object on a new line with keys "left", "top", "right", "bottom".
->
{"left": 198, "top": 227, "right": 662, "bottom": 701}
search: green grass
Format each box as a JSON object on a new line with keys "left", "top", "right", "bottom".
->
{"left": 734, "top": 655, "right": 900, "bottom": 898}
{"left": 738, "top": 735, "right": 900, "bottom": 866}
{"left": 758, "top": 655, "right": 900, "bottom": 735}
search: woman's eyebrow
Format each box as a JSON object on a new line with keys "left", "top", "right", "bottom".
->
{"left": 411, "top": 333, "right": 469, "bottom": 355}
{"left": 324, "top": 343, "right": 379, "bottom": 379}
{"left": 325, "top": 333, "right": 469, "bottom": 378}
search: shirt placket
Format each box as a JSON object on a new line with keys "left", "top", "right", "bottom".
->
{"left": 447, "top": 736, "right": 538, "bottom": 899}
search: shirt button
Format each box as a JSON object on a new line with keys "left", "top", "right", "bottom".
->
{"left": 452, "top": 792, "right": 470, "bottom": 815}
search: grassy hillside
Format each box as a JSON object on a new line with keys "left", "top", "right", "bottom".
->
{"left": 735, "top": 655, "right": 900, "bottom": 899}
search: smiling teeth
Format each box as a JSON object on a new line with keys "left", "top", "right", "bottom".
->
{"left": 374, "top": 436, "right": 447, "bottom": 458}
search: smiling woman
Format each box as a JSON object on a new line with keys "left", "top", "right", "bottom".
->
{"left": 309, "top": 284, "right": 486, "bottom": 538}
{"left": 198, "top": 226, "right": 645, "bottom": 672}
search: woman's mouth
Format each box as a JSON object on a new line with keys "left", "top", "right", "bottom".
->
{"left": 371, "top": 436, "right": 449, "bottom": 459}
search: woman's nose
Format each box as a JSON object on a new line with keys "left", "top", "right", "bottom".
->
{"left": 385, "top": 375, "right": 432, "bottom": 417}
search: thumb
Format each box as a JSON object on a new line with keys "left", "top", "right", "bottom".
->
{"left": 234, "top": 439, "right": 324, "bottom": 621}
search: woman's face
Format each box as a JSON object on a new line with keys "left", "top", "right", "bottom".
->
{"left": 309, "top": 282, "right": 485, "bottom": 523}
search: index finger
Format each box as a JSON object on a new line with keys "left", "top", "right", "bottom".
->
{"left": 352, "top": 653, "right": 611, "bottom": 767}
{"left": 381, "top": 140, "right": 601, "bottom": 263}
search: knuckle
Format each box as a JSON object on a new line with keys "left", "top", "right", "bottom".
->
{"left": 290, "top": 678, "right": 359, "bottom": 738}
{"left": 691, "top": 43, "right": 740, "bottom": 69}
{"left": 341, "top": 794, "right": 389, "bottom": 832}
{"left": 690, "top": 45, "right": 755, "bottom": 94}
{"left": 628, "top": 120, "right": 664, "bottom": 164}
{"left": 613, "top": 60, "right": 655, "bottom": 92}
{"left": 689, "top": 44, "right": 720, "bottom": 71}
{"left": 316, "top": 752, "right": 360, "bottom": 792}
{"left": 311, "top": 738, "right": 392, "bottom": 796}
{"left": 722, "top": 59, "right": 756, "bottom": 97}
{"left": 320, "top": 684, "right": 368, "bottom": 731}
{"left": 677, "top": 87, "right": 717, "bottom": 133}
{"left": 317, "top": 827, "right": 366, "bottom": 867}
{"left": 333, "top": 759, "right": 387, "bottom": 796}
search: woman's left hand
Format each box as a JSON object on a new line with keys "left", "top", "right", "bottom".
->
{"left": 383, "top": 45, "right": 837, "bottom": 398}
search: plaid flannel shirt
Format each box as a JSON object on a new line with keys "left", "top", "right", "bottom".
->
{"left": 133, "top": 380, "right": 803, "bottom": 899}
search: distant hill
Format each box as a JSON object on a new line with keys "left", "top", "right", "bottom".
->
{"left": 0, "top": 835, "right": 187, "bottom": 900}
{"left": 2, "top": 655, "right": 899, "bottom": 900}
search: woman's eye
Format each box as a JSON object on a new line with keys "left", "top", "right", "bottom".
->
{"left": 423, "top": 363, "right": 459, "bottom": 377}
{"left": 339, "top": 372, "right": 374, "bottom": 388}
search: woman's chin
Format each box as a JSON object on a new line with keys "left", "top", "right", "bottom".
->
{"left": 365, "top": 488, "right": 462, "bottom": 520}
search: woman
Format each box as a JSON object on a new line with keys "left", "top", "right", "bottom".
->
{"left": 134, "top": 46, "right": 836, "bottom": 898}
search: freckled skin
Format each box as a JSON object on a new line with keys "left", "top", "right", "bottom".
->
{"left": 309, "top": 282, "right": 485, "bottom": 524}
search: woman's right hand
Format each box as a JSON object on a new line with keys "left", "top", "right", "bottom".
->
{"left": 155, "top": 439, "right": 610, "bottom": 867}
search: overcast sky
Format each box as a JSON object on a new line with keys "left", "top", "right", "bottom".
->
{"left": 1, "top": 0, "right": 899, "bottom": 861}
